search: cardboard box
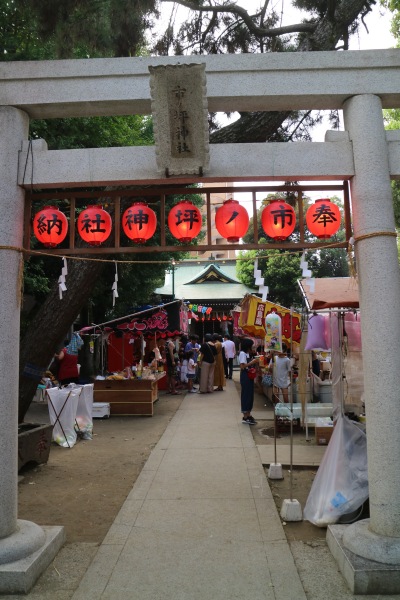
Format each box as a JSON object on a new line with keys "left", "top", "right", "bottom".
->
{"left": 92, "top": 402, "right": 110, "bottom": 419}
{"left": 315, "top": 425, "right": 333, "bottom": 445}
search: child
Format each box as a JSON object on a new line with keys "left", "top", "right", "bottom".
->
{"left": 186, "top": 350, "right": 197, "bottom": 393}
{"left": 180, "top": 351, "right": 188, "bottom": 387}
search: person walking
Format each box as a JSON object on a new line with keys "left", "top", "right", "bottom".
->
{"left": 198, "top": 333, "right": 216, "bottom": 393}
{"left": 212, "top": 333, "right": 226, "bottom": 391}
{"left": 238, "top": 338, "right": 259, "bottom": 425}
{"left": 223, "top": 334, "right": 236, "bottom": 379}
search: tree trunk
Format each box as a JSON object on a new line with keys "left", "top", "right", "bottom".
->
{"left": 19, "top": 257, "right": 106, "bottom": 422}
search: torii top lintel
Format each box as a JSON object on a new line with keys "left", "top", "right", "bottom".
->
{"left": 1, "top": 49, "right": 400, "bottom": 120}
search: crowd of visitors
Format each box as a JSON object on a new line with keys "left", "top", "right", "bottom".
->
{"left": 151, "top": 332, "right": 296, "bottom": 425}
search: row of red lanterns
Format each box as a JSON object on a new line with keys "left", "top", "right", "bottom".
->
{"left": 32, "top": 198, "right": 341, "bottom": 248}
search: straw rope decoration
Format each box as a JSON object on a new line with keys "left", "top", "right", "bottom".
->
{"left": 347, "top": 230, "right": 398, "bottom": 280}
{"left": 3, "top": 232, "right": 396, "bottom": 303}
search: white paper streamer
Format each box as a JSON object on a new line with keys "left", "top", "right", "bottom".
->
{"left": 300, "top": 251, "right": 315, "bottom": 292}
{"left": 58, "top": 257, "right": 68, "bottom": 299}
{"left": 253, "top": 258, "right": 268, "bottom": 301}
{"left": 112, "top": 262, "right": 119, "bottom": 306}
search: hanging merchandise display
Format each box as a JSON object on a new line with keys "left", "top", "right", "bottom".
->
{"left": 77, "top": 205, "right": 112, "bottom": 246}
{"left": 122, "top": 201, "right": 157, "bottom": 243}
{"left": 33, "top": 206, "right": 68, "bottom": 247}
{"left": 215, "top": 199, "right": 249, "bottom": 242}
{"left": 265, "top": 311, "right": 283, "bottom": 352}
{"left": 261, "top": 199, "right": 296, "bottom": 241}
{"left": 168, "top": 200, "right": 202, "bottom": 243}
{"left": 306, "top": 198, "right": 341, "bottom": 239}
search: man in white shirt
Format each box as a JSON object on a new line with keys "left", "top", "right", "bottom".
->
{"left": 223, "top": 334, "right": 236, "bottom": 379}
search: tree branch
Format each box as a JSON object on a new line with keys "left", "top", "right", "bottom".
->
{"left": 161, "top": 0, "right": 315, "bottom": 37}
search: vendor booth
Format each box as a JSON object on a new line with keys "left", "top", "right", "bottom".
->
{"left": 90, "top": 300, "right": 188, "bottom": 415}
{"left": 297, "top": 278, "right": 368, "bottom": 527}
{"left": 298, "top": 277, "right": 364, "bottom": 420}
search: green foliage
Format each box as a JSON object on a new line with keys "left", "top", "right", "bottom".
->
{"left": 384, "top": 110, "right": 400, "bottom": 229}
{"left": 30, "top": 115, "right": 154, "bottom": 150}
{"left": 236, "top": 249, "right": 258, "bottom": 289}
{"left": 237, "top": 248, "right": 303, "bottom": 308}
{"left": 8, "top": 0, "right": 159, "bottom": 59}
{"left": 382, "top": 0, "right": 400, "bottom": 39}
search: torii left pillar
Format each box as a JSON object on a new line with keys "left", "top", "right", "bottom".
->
{"left": 0, "top": 107, "right": 65, "bottom": 593}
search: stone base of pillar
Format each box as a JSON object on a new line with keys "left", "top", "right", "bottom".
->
{"left": 268, "top": 463, "right": 283, "bottom": 479}
{"left": 0, "top": 525, "right": 65, "bottom": 594}
{"left": 327, "top": 523, "right": 400, "bottom": 595}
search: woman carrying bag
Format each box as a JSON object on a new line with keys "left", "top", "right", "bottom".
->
{"left": 239, "top": 338, "right": 260, "bottom": 425}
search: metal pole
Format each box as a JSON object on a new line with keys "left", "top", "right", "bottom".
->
{"left": 289, "top": 306, "right": 294, "bottom": 501}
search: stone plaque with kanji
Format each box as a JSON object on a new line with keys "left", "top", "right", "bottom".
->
{"left": 149, "top": 63, "right": 210, "bottom": 176}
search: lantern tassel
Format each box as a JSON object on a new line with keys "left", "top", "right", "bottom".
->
{"left": 112, "top": 262, "right": 119, "bottom": 306}
{"left": 58, "top": 257, "right": 68, "bottom": 300}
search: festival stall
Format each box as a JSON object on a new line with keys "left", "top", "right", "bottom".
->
{"left": 298, "top": 277, "right": 363, "bottom": 420}
{"left": 298, "top": 278, "right": 368, "bottom": 527}
{"left": 92, "top": 300, "right": 188, "bottom": 415}
{"left": 235, "top": 294, "right": 302, "bottom": 349}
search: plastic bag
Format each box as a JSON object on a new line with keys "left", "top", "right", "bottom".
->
{"left": 274, "top": 402, "right": 294, "bottom": 420}
{"left": 47, "top": 386, "right": 81, "bottom": 448}
{"left": 262, "top": 373, "right": 273, "bottom": 387}
{"left": 305, "top": 314, "right": 329, "bottom": 351}
{"left": 75, "top": 384, "right": 94, "bottom": 440}
{"left": 303, "top": 415, "right": 368, "bottom": 527}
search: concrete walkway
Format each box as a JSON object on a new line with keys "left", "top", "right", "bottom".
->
{"left": 71, "top": 379, "right": 307, "bottom": 600}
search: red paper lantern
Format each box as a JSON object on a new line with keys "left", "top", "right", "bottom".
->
{"left": 33, "top": 206, "right": 68, "bottom": 248}
{"left": 168, "top": 200, "right": 202, "bottom": 243}
{"left": 215, "top": 199, "right": 249, "bottom": 242}
{"left": 77, "top": 205, "right": 112, "bottom": 246}
{"left": 261, "top": 199, "right": 296, "bottom": 241}
{"left": 122, "top": 202, "right": 157, "bottom": 243}
{"left": 306, "top": 198, "right": 341, "bottom": 239}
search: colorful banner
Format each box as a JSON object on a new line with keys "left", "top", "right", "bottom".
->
{"left": 238, "top": 295, "right": 301, "bottom": 346}
{"left": 115, "top": 303, "right": 188, "bottom": 339}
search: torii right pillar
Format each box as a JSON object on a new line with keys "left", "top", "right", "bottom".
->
{"left": 327, "top": 94, "right": 400, "bottom": 594}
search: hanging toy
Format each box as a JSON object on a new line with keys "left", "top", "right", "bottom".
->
{"left": 265, "top": 311, "right": 282, "bottom": 352}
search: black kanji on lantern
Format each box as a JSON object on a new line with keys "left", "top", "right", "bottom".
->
{"left": 37, "top": 213, "right": 64, "bottom": 236}
{"left": 311, "top": 202, "right": 338, "bottom": 226}
{"left": 271, "top": 204, "right": 294, "bottom": 229}
{"left": 225, "top": 210, "right": 239, "bottom": 224}
{"left": 175, "top": 208, "right": 200, "bottom": 230}
{"left": 81, "top": 212, "right": 106, "bottom": 233}
{"left": 125, "top": 209, "right": 149, "bottom": 231}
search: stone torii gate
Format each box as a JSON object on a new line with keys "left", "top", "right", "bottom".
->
{"left": 1, "top": 50, "right": 400, "bottom": 593}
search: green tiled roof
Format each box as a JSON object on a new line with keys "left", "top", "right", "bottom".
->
{"left": 155, "top": 261, "right": 255, "bottom": 302}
